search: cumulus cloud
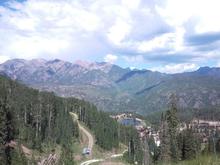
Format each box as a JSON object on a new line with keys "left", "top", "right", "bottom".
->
{"left": 104, "top": 54, "right": 118, "bottom": 63}
{"left": 122, "top": 55, "right": 144, "bottom": 63}
{"left": 136, "top": 27, "right": 185, "bottom": 53}
{"left": 156, "top": 0, "right": 220, "bottom": 32}
{"left": 151, "top": 63, "right": 199, "bottom": 74}
{"left": 217, "top": 61, "right": 220, "bottom": 67}
{"left": 0, "top": 0, "right": 220, "bottom": 72}
{"left": 107, "top": 19, "right": 131, "bottom": 45}
{"left": 0, "top": 55, "right": 10, "bottom": 64}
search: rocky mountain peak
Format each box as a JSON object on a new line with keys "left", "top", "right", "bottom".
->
{"left": 75, "top": 60, "right": 92, "bottom": 68}
{"left": 75, "top": 60, "right": 112, "bottom": 73}
{"left": 1, "top": 58, "right": 220, "bottom": 115}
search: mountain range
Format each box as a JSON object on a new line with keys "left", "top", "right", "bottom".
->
{"left": 1, "top": 58, "right": 220, "bottom": 115}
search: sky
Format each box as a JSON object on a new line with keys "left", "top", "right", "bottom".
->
{"left": 0, "top": 0, "right": 220, "bottom": 73}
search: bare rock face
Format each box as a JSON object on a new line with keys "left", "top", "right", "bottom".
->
{"left": 1, "top": 58, "right": 220, "bottom": 114}
{"left": 75, "top": 60, "right": 113, "bottom": 73}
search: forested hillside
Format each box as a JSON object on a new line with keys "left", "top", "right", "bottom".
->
{"left": 2, "top": 59, "right": 220, "bottom": 115}
{"left": 0, "top": 75, "right": 145, "bottom": 164}
{"left": 71, "top": 98, "right": 144, "bottom": 164}
{"left": 73, "top": 104, "right": 119, "bottom": 150}
{"left": 0, "top": 75, "right": 81, "bottom": 164}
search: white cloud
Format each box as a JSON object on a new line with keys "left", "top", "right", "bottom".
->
{"left": 151, "top": 63, "right": 199, "bottom": 74}
{"left": 121, "top": 0, "right": 141, "bottom": 10}
{"left": 7, "top": 35, "right": 70, "bottom": 59}
{"left": 137, "top": 27, "right": 185, "bottom": 53}
{"left": 107, "top": 19, "right": 131, "bottom": 45}
{"left": 156, "top": 0, "right": 194, "bottom": 27}
{"left": 129, "top": 66, "right": 136, "bottom": 70}
{"left": 156, "top": 0, "right": 220, "bottom": 33}
{"left": 137, "top": 33, "right": 173, "bottom": 52}
{"left": 104, "top": 54, "right": 118, "bottom": 63}
{"left": 0, "top": 0, "right": 139, "bottom": 61}
{"left": 0, "top": 55, "right": 10, "bottom": 64}
{"left": 0, "top": 0, "right": 219, "bottom": 69}
{"left": 0, "top": 0, "right": 102, "bottom": 60}
{"left": 217, "top": 61, "right": 220, "bottom": 67}
{"left": 122, "top": 55, "right": 144, "bottom": 63}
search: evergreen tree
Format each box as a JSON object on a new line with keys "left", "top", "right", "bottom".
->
{"left": 121, "top": 125, "right": 144, "bottom": 164}
{"left": 76, "top": 103, "right": 119, "bottom": 150}
{"left": 148, "top": 135, "right": 160, "bottom": 163}
{"left": 159, "top": 113, "right": 171, "bottom": 162}
{"left": 128, "top": 138, "right": 135, "bottom": 162}
{"left": 0, "top": 97, "right": 15, "bottom": 165}
{"left": 178, "top": 128, "right": 200, "bottom": 160}
{"left": 216, "top": 138, "right": 220, "bottom": 153}
{"left": 142, "top": 136, "right": 151, "bottom": 165}
{"left": 166, "top": 110, "right": 180, "bottom": 161}
{"left": 166, "top": 95, "right": 180, "bottom": 161}
{"left": 159, "top": 95, "right": 180, "bottom": 163}
{"left": 0, "top": 76, "right": 81, "bottom": 164}
{"left": 0, "top": 99, "right": 7, "bottom": 164}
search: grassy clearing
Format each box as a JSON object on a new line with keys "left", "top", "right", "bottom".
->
{"left": 159, "top": 155, "right": 220, "bottom": 165}
{"left": 179, "top": 155, "right": 220, "bottom": 165}
{"left": 93, "top": 155, "right": 220, "bottom": 165}
{"left": 93, "top": 157, "right": 131, "bottom": 165}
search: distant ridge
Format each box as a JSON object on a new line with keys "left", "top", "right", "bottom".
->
{"left": 1, "top": 58, "right": 220, "bottom": 115}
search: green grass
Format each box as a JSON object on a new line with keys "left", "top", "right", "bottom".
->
{"left": 93, "top": 155, "right": 220, "bottom": 165}
{"left": 159, "top": 155, "right": 220, "bottom": 165}
{"left": 93, "top": 157, "right": 131, "bottom": 165}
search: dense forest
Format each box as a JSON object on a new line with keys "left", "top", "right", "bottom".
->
{"left": 120, "top": 125, "right": 144, "bottom": 164}
{"left": 4, "top": 74, "right": 218, "bottom": 165}
{"left": 0, "top": 75, "right": 81, "bottom": 164}
{"left": 0, "top": 75, "right": 145, "bottom": 164}
{"left": 73, "top": 99, "right": 144, "bottom": 163}
{"left": 73, "top": 104, "right": 119, "bottom": 150}
{"left": 147, "top": 99, "right": 220, "bottom": 165}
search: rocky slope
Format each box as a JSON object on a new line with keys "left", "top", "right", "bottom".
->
{"left": 1, "top": 59, "right": 220, "bottom": 115}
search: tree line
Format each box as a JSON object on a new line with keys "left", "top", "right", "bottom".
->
{"left": 4, "top": 74, "right": 214, "bottom": 165}
{"left": 72, "top": 98, "right": 145, "bottom": 164}
{"left": 0, "top": 75, "right": 144, "bottom": 164}
{"left": 73, "top": 101, "right": 119, "bottom": 150}
{"left": 148, "top": 96, "right": 220, "bottom": 165}
{"left": 0, "top": 76, "right": 80, "bottom": 164}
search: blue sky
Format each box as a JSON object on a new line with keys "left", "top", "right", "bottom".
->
{"left": 0, "top": 0, "right": 220, "bottom": 73}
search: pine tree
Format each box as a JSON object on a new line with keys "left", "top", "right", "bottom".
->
{"left": 216, "top": 138, "right": 220, "bottom": 153}
{"left": 0, "top": 97, "right": 15, "bottom": 165}
{"left": 159, "top": 113, "right": 171, "bottom": 162}
{"left": 5, "top": 111, "right": 15, "bottom": 165}
{"left": 128, "top": 138, "right": 135, "bottom": 161}
{"left": 166, "top": 95, "right": 180, "bottom": 161}
{"left": 159, "top": 95, "right": 180, "bottom": 163}
{"left": 142, "top": 136, "right": 151, "bottom": 165}
{"left": 0, "top": 99, "right": 7, "bottom": 164}
{"left": 178, "top": 128, "right": 200, "bottom": 160}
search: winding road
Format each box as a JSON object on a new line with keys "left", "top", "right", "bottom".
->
{"left": 80, "top": 159, "right": 104, "bottom": 165}
{"left": 78, "top": 121, "right": 94, "bottom": 151}
{"left": 70, "top": 112, "right": 127, "bottom": 165}
{"left": 70, "top": 112, "right": 94, "bottom": 155}
{"left": 80, "top": 150, "right": 127, "bottom": 165}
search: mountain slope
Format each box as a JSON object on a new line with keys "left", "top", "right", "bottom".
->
{"left": 0, "top": 75, "right": 80, "bottom": 164}
{"left": 1, "top": 59, "right": 220, "bottom": 114}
